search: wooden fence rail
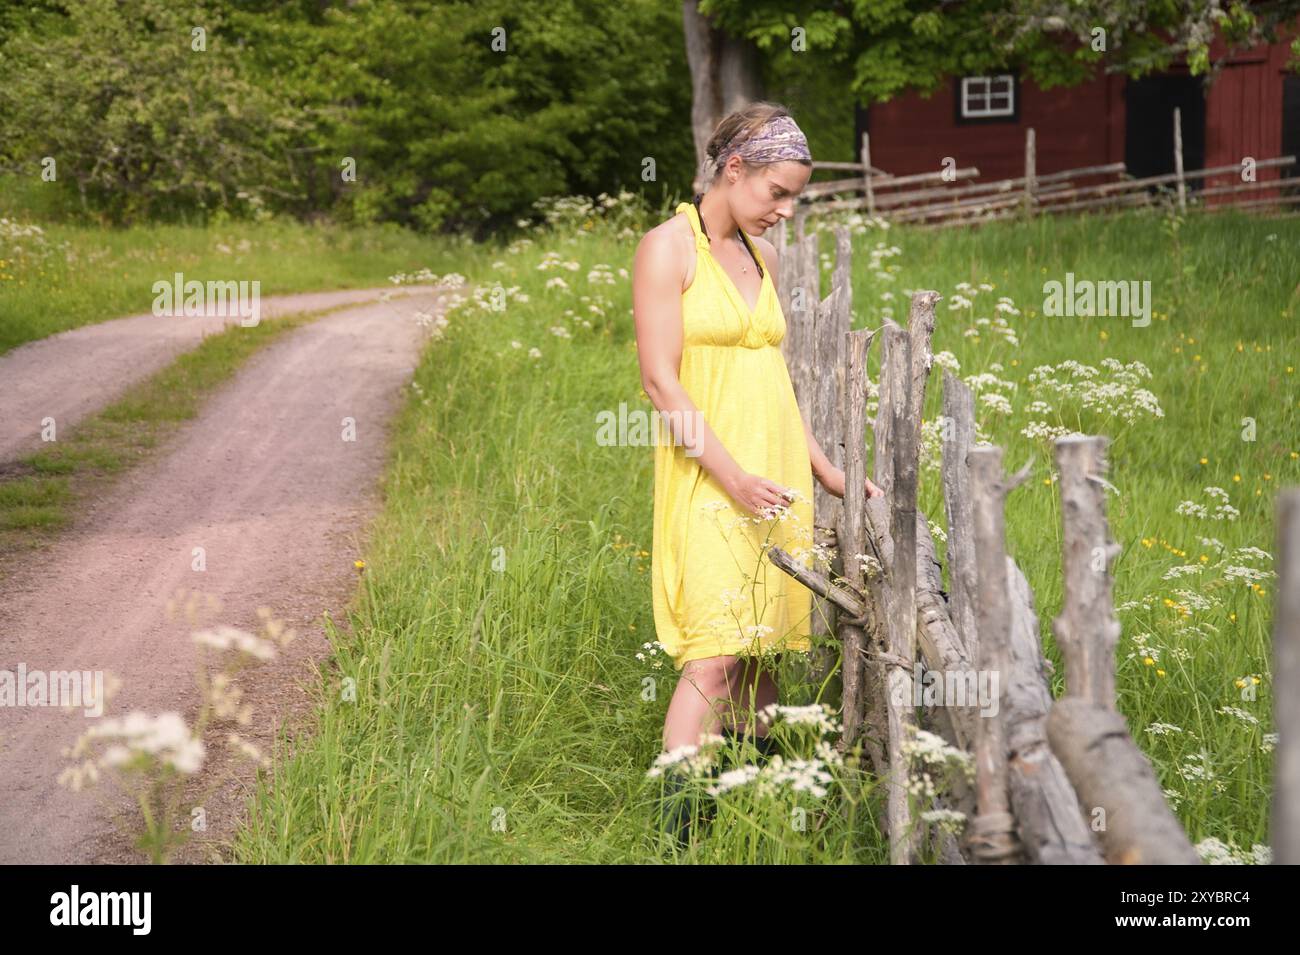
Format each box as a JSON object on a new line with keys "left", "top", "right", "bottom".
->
{"left": 805, "top": 129, "right": 1299, "bottom": 228}
{"left": 756, "top": 232, "right": 1294, "bottom": 863}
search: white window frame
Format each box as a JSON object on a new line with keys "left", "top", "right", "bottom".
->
{"left": 960, "top": 75, "right": 1015, "bottom": 118}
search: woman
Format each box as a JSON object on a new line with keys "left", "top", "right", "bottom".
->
{"left": 632, "top": 102, "right": 883, "bottom": 842}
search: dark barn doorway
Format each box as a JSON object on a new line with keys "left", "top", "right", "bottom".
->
{"left": 1283, "top": 75, "right": 1300, "bottom": 185}
{"left": 1125, "top": 74, "right": 1207, "bottom": 190}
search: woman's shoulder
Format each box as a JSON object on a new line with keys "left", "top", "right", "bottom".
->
{"left": 634, "top": 209, "right": 694, "bottom": 290}
{"left": 641, "top": 204, "right": 694, "bottom": 248}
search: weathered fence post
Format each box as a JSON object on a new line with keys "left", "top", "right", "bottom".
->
{"left": 941, "top": 375, "right": 1104, "bottom": 864}
{"left": 878, "top": 322, "right": 920, "bottom": 864}
{"left": 780, "top": 230, "right": 819, "bottom": 405}
{"left": 1046, "top": 435, "right": 1200, "bottom": 864}
{"left": 838, "top": 328, "right": 877, "bottom": 751}
{"left": 861, "top": 132, "right": 875, "bottom": 217}
{"left": 940, "top": 370, "right": 979, "bottom": 660}
{"left": 1273, "top": 488, "right": 1300, "bottom": 864}
{"left": 809, "top": 281, "right": 850, "bottom": 649}
{"left": 966, "top": 446, "right": 1030, "bottom": 863}
{"left": 1174, "top": 107, "right": 1187, "bottom": 213}
{"left": 1023, "top": 127, "right": 1037, "bottom": 217}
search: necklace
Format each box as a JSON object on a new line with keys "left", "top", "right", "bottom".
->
{"left": 692, "top": 193, "right": 762, "bottom": 277}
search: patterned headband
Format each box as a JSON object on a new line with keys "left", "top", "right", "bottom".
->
{"left": 705, "top": 114, "right": 811, "bottom": 180}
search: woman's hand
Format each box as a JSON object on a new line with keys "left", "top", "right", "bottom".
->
{"left": 819, "top": 465, "right": 885, "bottom": 500}
{"left": 726, "top": 471, "right": 794, "bottom": 517}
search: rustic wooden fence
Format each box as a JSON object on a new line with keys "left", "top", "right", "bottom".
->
{"left": 768, "top": 223, "right": 1298, "bottom": 864}
{"left": 800, "top": 127, "right": 1298, "bottom": 230}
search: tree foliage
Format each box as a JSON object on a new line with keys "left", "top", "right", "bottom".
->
{"left": 0, "top": 0, "right": 306, "bottom": 222}
{"left": 701, "top": 0, "right": 1300, "bottom": 105}
{"left": 0, "top": 0, "right": 692, "bottom": 231}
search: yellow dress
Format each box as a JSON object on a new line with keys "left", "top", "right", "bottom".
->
{"left": 651, "top": 200, "right": 816, "bottom": 671}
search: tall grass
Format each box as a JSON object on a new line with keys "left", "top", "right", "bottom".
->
{"left": 0, "top": 190, "right": 493, "bottom": 354}
{"left": 234, "top": 200, "right": 1298, "bottom": 863}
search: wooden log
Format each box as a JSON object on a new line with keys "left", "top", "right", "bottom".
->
{"left": 812, "top": 281, "right": 850, "bottom": 638}
{"left": 803, "top": 176, "right": 878, "bottom": 199}
{"left": 891, "top": 183, "right": 1091, "bottom": 221}
{"left": 838, "top": 328, "right": 875, "bottom": 747}
{"left": 1035, "top": 191, "right": 1155, "bottom": 216}
{"left": 1273, "top": 488, "right": 1300, "bottom": 864}
{"left": 804, "top": 170, "right": 982, "bottom": 213}
{"left": 910, "top": 158, "right": 1296, "bottom": 229}
{"left": 1047, "top": 434, "right": 1200, "bottom": 864}
{"left": 1193, "top": 177, "right": 1299, "bottom": 201}
{"left": 1174, "top": 107, "right": 1186, "bottom": 213}
{"left": 832, "top": 225, "right": 853, "bottom": 323}
{"left": 1051, "top": 436, "right": 1121, "bottom": 707}
{"left": 872, "top": 167, "right": 981, "bottom": 190}
{"left": 1032, "top": 162, "right": 1129, "bottom": 186}
{"left": 880, "top": 322, "right": 920, "bottom": 864}
{"left": 941, "top": 373, "right": 1102, "bottom": 864}
{"left": 905, "top": 291, "right": 938, "bottom": 427}
{"left": 1047, "top": 699, "right": 1201, "bottom": 864}
{"left": 909, "top": 194, "right": 1146, "bottom": 229}
{"left": 782, "top": 232, "right": 819, "bottom": 407}
{"left": 1037, "top": 155, "right": 1296, "bottom": 202}
{"left": 812, "top": 159, "right": 891, "bottom": 174}
{"left": 1023, "top": 127, "right": 1037, "bottom": 216}
{"left": 861, "top": 499, "right": 976, "bottom": 749}
{"left": 861, "top": 133, "right": 876, "bottom": 216}
{"left": 877, "top": 162, "right": 1128, "bottom": 209}
{"left": 940, "top": 370, "right": 979, "bottom": 660}
{"left": 772, "top": 502, "right": 978, "bottom": 787}
{"left": 966, "top": 446, "right": 1028, "bottom": 863}
{"left": 872, "top": 292, "right": 939, "bottom": 497}
{"left": 768, "top": 544, "right": 867, "bottom": 619}
{"left": 1004, "top": 558, "right": 1106, "bottom": 864}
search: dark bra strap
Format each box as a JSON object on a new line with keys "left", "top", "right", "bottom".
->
{"left": 692, "top": 193, "right": 763, "bottom": 278}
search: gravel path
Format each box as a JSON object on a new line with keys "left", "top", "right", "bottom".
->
{"left": 0, "top": 289, "right": 452, "bottom": 863}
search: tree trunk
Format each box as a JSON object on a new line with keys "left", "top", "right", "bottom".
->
{"left": 681, "top": 1, "right": 765, "bottom": 195}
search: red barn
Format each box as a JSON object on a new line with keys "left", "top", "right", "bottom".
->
{"left": 861, "top": 28, "right": 1300, "bottom": 196}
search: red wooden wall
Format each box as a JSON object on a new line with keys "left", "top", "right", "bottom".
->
{"left": 865, "top": 25, "right": 1296, "bottom": 194}
{"left": 866, "top": 71, "right": 1124, "bottom": 180}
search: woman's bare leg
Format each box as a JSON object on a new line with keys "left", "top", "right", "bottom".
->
{"left": 662, "top": 655, "right": 745, "bottom": 750}
{"left": 662, "top": 655, "right": 782, "bottom": 749}
{"left": 726, "top": 656, "right": 779, "bottom": 737}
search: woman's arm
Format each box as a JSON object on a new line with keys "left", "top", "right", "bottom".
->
{"left": 802, "top": 412, "right": 836, "bottom": 485}
{"left": 633, "top": 228, "right": 792, "bottom": 516}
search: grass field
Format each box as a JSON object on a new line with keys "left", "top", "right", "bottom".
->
{"left": 0, "top": 175, "right": 488, "bottom": 354}
{"left": 228, "top": 196, "right": 1298, "bottom": 863}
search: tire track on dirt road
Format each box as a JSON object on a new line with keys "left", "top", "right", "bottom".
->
{"left": 0, "top": 285, "right": 438, "bottom": 466}
{"left": 0, "top": 288, "right": 457, "bottom": 863}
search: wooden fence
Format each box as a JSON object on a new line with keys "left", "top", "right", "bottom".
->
{"left": 767, "top": 224, "right": 1298, "bottom": 864}
{"left": 798, "top": 125, "right": 1298, "bottom": 230}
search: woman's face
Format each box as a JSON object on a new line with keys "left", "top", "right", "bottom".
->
{"left": 726, "top": 159, "right": 812, "bottom": 234}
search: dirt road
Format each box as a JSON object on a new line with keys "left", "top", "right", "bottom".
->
{"left": 0, "top": 289, "right": 453, "bottom": 863}
{"left": 0, "top": 285, "right": 436, "bottom": 466}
